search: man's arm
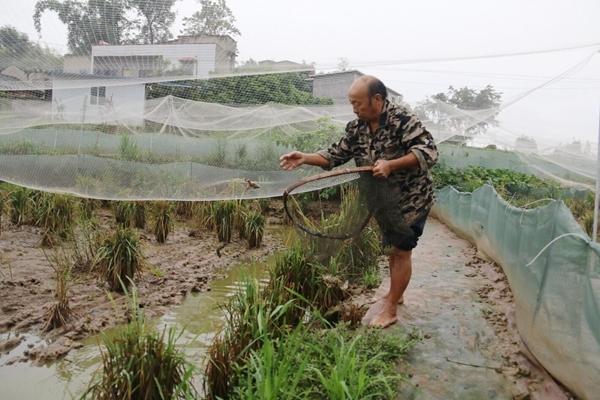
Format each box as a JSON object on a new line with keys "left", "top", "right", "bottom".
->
{"left": 279, "top": 151, "right": 330, "bottom": 170}
{"left": 373, "top": 113, "right": 438, "bottom": 178}
{"left": 280, "top": 124, "right": 355, "bottom": 171}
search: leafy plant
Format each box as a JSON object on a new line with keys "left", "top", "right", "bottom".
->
{"left": 97, "top": 227, "right": 143, "bottom": 292}
{"left": 42, "top": 248, "right": 73, "bottom": 332}
{"left": 114, "top": 201, "right": 136, "bottom": 227}
{"left": 152, "top": 201, "right": 173, "bottom": 243}
{"left": 82, "top": 288, "right": 197, "bottom": 399}
{"left": 245, "top": 210, "right": 265, "bottom": 249}
{"left": 213, "top": 200, "right": 236, "bottom": 243}
{"left": 9, "top": 186, "right": 32, "bottom": 226}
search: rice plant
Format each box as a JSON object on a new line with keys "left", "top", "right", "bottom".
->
{"left": 9, "top": 186, "right": 32, "bottom": 226}
{"left": 245, "top": 210, "right": 265, "bottom": 249}
{"left": 192, "top": 202, "right": 216, "bottom": 231}
{"left": 175, "top": 201, "right": 194, "bottom": 220}
{"left": 152, "top": 201, "right": 173, "bottom": 243}
{"left": 97, "top": 227, "right": 143, "bottom": 292}
{"left": 133, "top": 201, "right": 146, "bottom": 229}
{"left": 204, "top": 278, "right": 298, "bottom": 399}
{"left": 213, "top": 200, "right": 236, "bottom": 243}
{"left": 82, "top": 288, "right": 197, "bottom": 400}
{"left": 36, "top": 193, "right": 76, "bottom": 246}
{"left": 234, "top": 201, "right": 249, "bottom": 240}
{"left": 79, "top": 198, "right": 101, "bottom": 221}
{"left": 113, "top": 201, "right": 136, "bottom": 227}
{"left": 71, "top": 217, "right": 104, "bottom": 272}
{"left": 42, "top": 248, "right": 72, "bottom": 332}
{"left": 0, "top": 190, "right": 6, "bottom": 237}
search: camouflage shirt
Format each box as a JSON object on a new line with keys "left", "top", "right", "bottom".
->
{"left": 317, "top": 100, "right": 438, "bottom": 224}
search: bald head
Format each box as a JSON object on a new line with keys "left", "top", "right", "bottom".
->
{"left": 348, "top": 75, "right": 387, "bottom": 123}
{"left": 349, "top": 75, "right": 388, "bottom": 102}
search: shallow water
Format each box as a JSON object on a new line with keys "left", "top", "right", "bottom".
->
{"left": 0, "top": 257, "right": 271, "bottom": 400}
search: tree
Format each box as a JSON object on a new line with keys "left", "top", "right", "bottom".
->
{"left": 181, "top": 0, "right": 240, "bottom": 37}
{"left": 0, "top": 25, "right": 61, "bottom": 70}
{"left": 33, "top": 0, "right": 129, "bottom": 54}
{"left": 147, "top": 73, "right": 332, "bottom": 105}
{"left": 33, "top": 0, "right": 178, "bottom": 52}
{"left": 414, "top": 84, "right": 502, "bottom": 139}
{"left": 126, "top": 0, "right": 177, "bottom": 44}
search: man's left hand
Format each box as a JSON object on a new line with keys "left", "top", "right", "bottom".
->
{"left": 373, "top": 159, "right": 392, "bottom": 178}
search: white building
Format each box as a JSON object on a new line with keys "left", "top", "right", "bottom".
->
{"left": 311, "top": 70, "right": 403, "bottom": 104}
{"left": 52, "top": 75, "right": 145, "bottom": 126}
{"left": 91, "top": 34, "right": 236, "bottom": 78}
{"left": 52, "top": 35, "right": 238, "bottom": 126}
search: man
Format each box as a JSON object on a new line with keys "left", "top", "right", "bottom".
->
{"left": 279, "top": 75, "right": 438, "bottom": 328}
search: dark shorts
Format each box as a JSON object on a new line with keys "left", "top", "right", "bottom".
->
{"left": 375, "top": 210, "right": 429, "bottom": 251}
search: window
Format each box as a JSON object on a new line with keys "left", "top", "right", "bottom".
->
{"left": 90, "top": 86, "right": 106, "bottom": 105}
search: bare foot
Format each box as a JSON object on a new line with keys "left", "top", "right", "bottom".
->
{"left": 369, "top": 294, "right": 404, "bottom": 305}
{"left": 369, "top": 302, "right": 398, "bottom": 328}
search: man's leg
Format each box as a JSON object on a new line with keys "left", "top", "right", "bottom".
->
{"left": 370, "top": 247, "right": 412, "bottom": 328}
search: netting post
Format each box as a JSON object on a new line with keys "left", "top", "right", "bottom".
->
{"left": 593, "top": 105, "right": 600, "bottom": 242}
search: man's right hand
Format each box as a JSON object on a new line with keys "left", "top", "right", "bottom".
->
{"left": 279, "top": 151, "right": 306, "bottom": 170}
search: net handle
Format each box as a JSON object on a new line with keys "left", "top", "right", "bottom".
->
{"left": 282, "top": 166, "right": 374, "bottom": 240}
{"left": 283, "top": 166, "right": 374, "bottom": 196}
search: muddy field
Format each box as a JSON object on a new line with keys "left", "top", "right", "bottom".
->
{"left": 0, "top": 206, "right": 284, "bottom": 365}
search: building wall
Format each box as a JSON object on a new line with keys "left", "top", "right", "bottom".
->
{"left": 52, "top": 82, "right": 145, "bottom": 126}
{"left": 91, "top": 44, "right": 218, "bottom": 78}
{"left": 63, "top": 55, "right": 92, "bottom": 74}
{"left": 312, "top": 71, "right": 363, "bottom": 104}
{"left": 312, "top": 71, "right": 403, "bottom": 105}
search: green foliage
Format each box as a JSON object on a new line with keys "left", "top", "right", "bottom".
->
{"left": 205, "top": 278, "right": 299, "bottom": 399}
{"left": 0, "top": 25, "right": 61, "bottom": 71}
{"left": 272, "top": 117, "right": 342, "bottom": 153}
{"left": 147, "top": 72, "right": 333, "bottom": 105}
{"left": 113, "top": 201, "right": 136, "bottom": 227}
{"left": 33, "top": 0, "right": 177, "bottom": 53}
{"left": 36, "top": 193, "right": 76, "bottom": 244}
{"left": 43, "top": 248, "right": 72, "bottom": 332}
{"left": 9, "top": 186, "right": 32, "bottom": 226}
{"left": 152, "top": 201, "right": 173, "bottom": 243}
{"left": 133, "top": 201, "right": 146, "bottom": 229}
{"left": 231, "top": 325, "right": 418, "bottom": 400}
{"left": 433, "top": 164, "right": 598, "bottom": 235}
{"left": 97, "top": 227, "right": 143, "bottom": 292}
{"left": 119, "top": 135, "right": 140, "bottom": 161}
{"left": 433, "top": 164, "right": 564, "bottom": 205}
{"left": 82, "top": 290, "right": 197, "bottom": 400}
{"left": 245, "top": 209, "right": 265, "bottom": 248}
{"left": 182, "top": 0, "right": 240, "bottom": 36}
{"left": 213, "top": 200, "right": 236, "bottom": 243}
{"left": 414, "top": 85, "right": 502, "bottom": 140}
{"left": 33, "top": 0, "right": 128, "bottom": 54}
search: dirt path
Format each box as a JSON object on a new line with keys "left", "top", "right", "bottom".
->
{"left": 363, "top": 217, "right": 573, "bottom": 400}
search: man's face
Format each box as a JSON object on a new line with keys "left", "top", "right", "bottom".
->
{"left": 348, "top": 88, "right": 383, "bottom": 121}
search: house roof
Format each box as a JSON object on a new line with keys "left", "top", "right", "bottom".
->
{"left": 310, "top": 69, "right": 403, "bottom": 98}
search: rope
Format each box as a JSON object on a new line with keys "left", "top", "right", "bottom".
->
{"left": 525, "top": 233, "right": 590, "bottom": 267}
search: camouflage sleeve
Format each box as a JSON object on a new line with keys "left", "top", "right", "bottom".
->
{"left": 316, "top": 122, "right": 355, "bottom": 170}
{"left": 399, "top": 113, "right": 438, "bottom": 171}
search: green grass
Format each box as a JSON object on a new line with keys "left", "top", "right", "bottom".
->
{"left": 152, "top": 201, "right": 173, "bottom": 243}
{"left": 97, "top": 227, "right": 144, "bottom": 292}
{"left": 245, "top": 209, "right": 265, "bottom": 248}
{"left": 82, "top": 289, "right": 197, "bottom": 400}
{"left": 231, "top": 325, "right": 418, "bottom": 400}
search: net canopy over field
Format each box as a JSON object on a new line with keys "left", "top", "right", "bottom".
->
{"left": 0, "top": 0, "right": 599, "bottom": 200}
{"left": 2, "top": 1, "right": 600, "bottom": 399}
